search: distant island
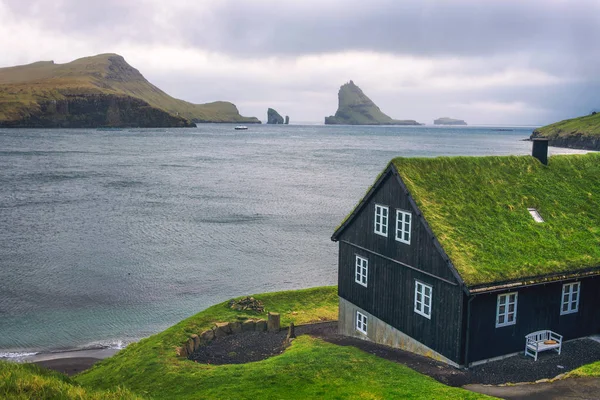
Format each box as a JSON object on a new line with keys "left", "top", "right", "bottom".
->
{"left": 434, "top": 117, "right": 467, "bottom": 125}
{"left": 324, "top": 81, "right": 420, "bottom": 125}
{"left": 267, "top": 108, "right": 289, "bottom": 124}
{"left": 0, "top": 53, "right": 260, "bottom": 128}
{"left": 531, "top": 112, "right": 600, "bottom": 151}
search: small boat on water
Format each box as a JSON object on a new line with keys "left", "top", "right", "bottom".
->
{"left": 234, "top": 126, "right": 248, "bottom": 130}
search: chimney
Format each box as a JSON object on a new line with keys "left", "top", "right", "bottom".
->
{"left": 531, "top": 138, "right": 549, "bottom": 165}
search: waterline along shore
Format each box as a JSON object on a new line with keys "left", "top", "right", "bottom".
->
{"left": 0, "top": 124, "right": 590, "bottom": 358}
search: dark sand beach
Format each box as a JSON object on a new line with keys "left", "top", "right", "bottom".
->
{"left": 21, "top": 348, "right": 120, "bottom": 376}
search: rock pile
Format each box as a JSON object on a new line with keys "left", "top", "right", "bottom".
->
{"left": 228, "top": 297, "right": 264, "bottom": 313}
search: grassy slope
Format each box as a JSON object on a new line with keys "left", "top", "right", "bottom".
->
{"left": 392, "top": 153, "right": 600, "bottom": 286}
{"left": 0, "top": 54, "right": 259, "bottom": 124}
{"left": 76, "top": 286, "right": 488, "bottom": 399}
{"left": 533, "top": 113, "right": 600, "bottom": 138}
{"left": 0, "top": 361, "right": 142, "bottom": 399}
{"left": 568, "top": 360, "right": 600, "bottom": 377}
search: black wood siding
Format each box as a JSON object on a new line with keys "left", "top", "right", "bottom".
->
{"left": 468, "top": 276, "right": 600, "bottom": 362}
{"left": 338, "top": 172, "right": 457, "bottom": 282}
{"left": 337, "top": 171, "right": 465, "bottom": 363}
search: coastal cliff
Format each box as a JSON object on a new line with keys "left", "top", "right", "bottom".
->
{"left": 531, "top": 112, "right": 600, "bottom": 151}
{"left": 434, "top": 117, "right": 467, "bottom": 125}
{"left": 0, "top": 54, "right": 260, "bottom": 128}
{"left": 324, "top": 81, "right": 420, "bottom": 125}
{"left": 267, "top": 108, "right": 284, "bottom": 124}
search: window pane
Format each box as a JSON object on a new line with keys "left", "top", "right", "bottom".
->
{"left": 425, "top": 287, "right": 430, "bottom": 296}
{"left": 424, "top": 306, "right": 430, "bottom": 315}
{"left": 509, "top": 294, "right": 516, "bottom": 303}
{"left": 499, "top": 305, "right": 505, "bottom": 314}
{"left": 562, "top": 304, "right": 568, "bottom": 312}
{"left": 508, "top": 304, "right": 515, "bottom": 313}
{"left": 499, "top": 315, "right": 505, "bottom": 324}
{"left": 417, "top": 293, "right": 422, "bottom": 302}
{"left": 499, "top": 295, "right": 506, "bottom": 305}
{"left": 507, "top": 313, "right": 514, "bottom": 322}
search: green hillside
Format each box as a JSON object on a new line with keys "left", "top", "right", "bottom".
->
{"left": 0, "top": 54, "right": 260, "bottom": 128}
{"left": 325, "top": 81, "right": 420, "bottom": 125}
{"left": 531, "top": 112, "right": 600, "bottom": 150}
{"left": 0, "top": 361, "right": 141, "bottom": 399}
{"left": 75, "top": 286, "right": 488, "bottom": 399}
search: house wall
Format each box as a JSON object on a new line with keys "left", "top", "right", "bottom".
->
{"left": 338, "top": 297, "right": 460, "bottom": 367}
{"left": 468, "top": 276, "right": 600, "bottom": 363}
{"left": 338, "top": 172, "right": 457, "bottom": 283}
{"left": 337, "top": 171, "right": 465, "bottom": 364}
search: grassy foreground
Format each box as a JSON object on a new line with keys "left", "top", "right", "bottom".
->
{"left": 75, "top": 286, "right": 489, "bottom": 399}
{"left": 0, "top": 361, "right": 141, "bottom": 399}
{"left": 567, "top": 360, "right": 600, "bottom": 378}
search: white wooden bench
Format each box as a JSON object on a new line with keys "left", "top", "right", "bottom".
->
{"left": 524, "top": 330, "right": 562, "bottom": 361}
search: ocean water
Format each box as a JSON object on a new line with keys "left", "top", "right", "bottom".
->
{"left": 0, "top": 124, "right": 587, "bottom": 358}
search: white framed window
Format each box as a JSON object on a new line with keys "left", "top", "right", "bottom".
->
{"left": 355, "top": 255, "right": 368, "bottom": 287}
{"left": 374, "top": 204, "right": 388, "bottom": 237}
{"left": 414, "top": 281, "right": 432, "bottom": 319}
{"left": 395, "top": 210, "right": 412, "bottom": 244}
{"left": 496, "top": 292, "right": 518, "bottom": 327}
{"left": 356, "top": 311, "right": 368, "bottom": 334}
{"left": 561, "top": 282, "right": 580, "bottom": 315}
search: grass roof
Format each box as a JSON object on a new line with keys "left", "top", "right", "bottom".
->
{"left": 391, "top": 153, "right": 600, "bottom": 287}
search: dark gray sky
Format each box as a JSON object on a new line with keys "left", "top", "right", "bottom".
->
{"left": 1, "top": 0, "right": 598, "bottom": 124}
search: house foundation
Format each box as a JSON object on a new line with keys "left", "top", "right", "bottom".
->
{"left": 338, "top": 297, "right": 460, "bottom": 368}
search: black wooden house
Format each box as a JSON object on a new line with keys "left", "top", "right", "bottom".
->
{"left": 332, "top": 141, "right": 600, "bottom": 367}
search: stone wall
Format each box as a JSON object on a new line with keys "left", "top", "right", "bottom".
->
{"left": 176, "top": 313, "right": 281, "bottom": 358}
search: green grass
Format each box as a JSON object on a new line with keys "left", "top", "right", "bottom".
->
{"left": 0, "top": 361, "right": 142, "bottom": 399}
{"left": 567, "top": 360, "right": 600, "bottom": 378}
{"left": 75, "top": 286, "right": 489, "bottom": 399}
{"left": 0, "top": 53, "right": 260, "bottom": 124}
{"left": 390, "top": 153, "right": 600, "bottom": 286}
{"left": 534, "top": 112, "right": 600, "bottom": 138}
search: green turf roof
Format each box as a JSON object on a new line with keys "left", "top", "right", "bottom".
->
{"left": 390, "top": 153, "right": 600, "bottom": 287}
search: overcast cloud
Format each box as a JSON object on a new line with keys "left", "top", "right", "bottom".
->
{"left": 1, "top": 0, "right": 598, "bottom": 124}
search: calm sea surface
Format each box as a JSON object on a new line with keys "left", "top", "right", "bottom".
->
{"left": 0, "top": 124, "right": 586, "bottom": 357}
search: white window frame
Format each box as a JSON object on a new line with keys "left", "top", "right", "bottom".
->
{"left": 496, "top": 292, "right": 518, "bottom": 327}
{"left": 414, "top": 281, "right": 432, "bottom": 319}
{"left": 354, "top": 255, "right": 368, "bottom": 287}
{"left": 395, "top": 209, "right": 412, "bottom": 244}
{"left": 560, "top": 282, "right": 580, "bottom": 315}
{"left": 356, "top": 311, "right": 368, "bottom": 334}
{"left": 374, "top": 204, "right": 388, "bottom": 237}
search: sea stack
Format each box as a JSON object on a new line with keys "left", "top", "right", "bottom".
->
{"left": 267, "top": 108, "right": 284, "bottom": 124}
{"left": 324, "top": 80, "right": 420, "bottom": 125}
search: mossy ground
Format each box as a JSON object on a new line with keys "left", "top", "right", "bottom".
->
{"left": 75, "top": 286, "right": 491, "bottom": 399}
